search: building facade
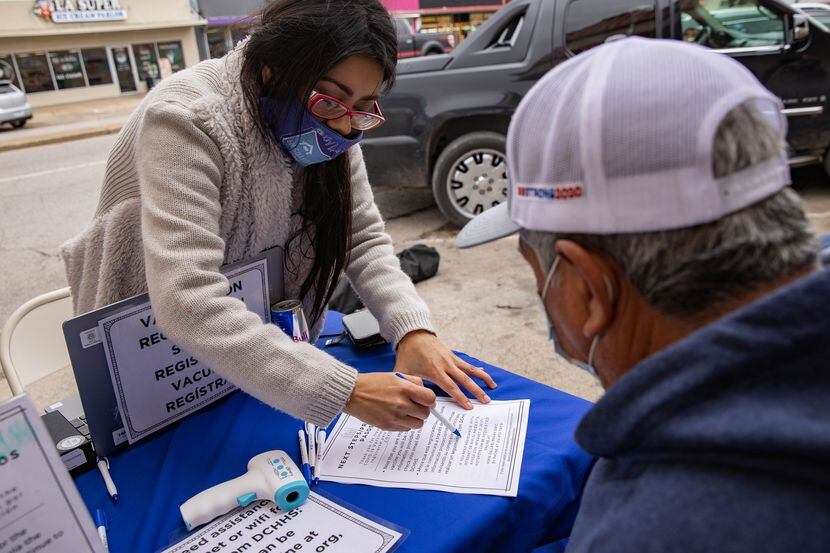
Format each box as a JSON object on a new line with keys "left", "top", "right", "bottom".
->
{"left": 195, "top": 0, "right": 261, "bottom": 59}
{"left": 0, "top": 0, "right": 205, "bottom": 107}
{"left": 414, "top": 0, "right": 507, "bottom": 44}
{"left": 193, "top": 0, "right": 509, "bottom": 60}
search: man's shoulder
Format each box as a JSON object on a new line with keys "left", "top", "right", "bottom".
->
{"left": 567, "top": 457, "right": 830, "bottom": 553}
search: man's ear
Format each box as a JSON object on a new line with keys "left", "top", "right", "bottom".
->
{"left": 555, "top": 240, "right": 617, "bottom": 339}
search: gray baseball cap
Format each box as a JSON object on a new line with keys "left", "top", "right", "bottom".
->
{"left": 457, "top": 37, "right": 789, "bottom": 248}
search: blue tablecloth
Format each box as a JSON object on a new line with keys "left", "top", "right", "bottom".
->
{"left": 75, "top": 312, "right": 594, "bottom": 553}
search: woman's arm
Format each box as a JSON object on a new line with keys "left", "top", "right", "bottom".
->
{"left": 344, "top": 146, "right": 496, "bottom": 406}
{"left": 343, "top": 145, "right": 435, "bottom": 344}
{"left": 135, "top": 101, "right": 358, "bottom": 427}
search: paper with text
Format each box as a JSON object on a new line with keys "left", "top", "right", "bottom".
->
{"left": 0, "top": 395, "right": 104, "bottom": 553}
{"left": 162, "top": 492, "right": 405, "bottom": 553}
{"left": 319, "top": 398, "right": 530, "bottom": 496}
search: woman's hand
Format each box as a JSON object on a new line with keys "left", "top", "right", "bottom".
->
{"left": 344, "top": 373, "right": 436, "bottom": 431}
{"left": 394, "top": 330, "right": 497, "bottom": 410}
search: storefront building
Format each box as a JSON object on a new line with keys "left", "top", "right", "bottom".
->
{"left": 415, "top": 1, "right": 508, "bottom": 44}
{"left": 193, "top": 0, "right": 510, "bottom": 61}
{"left": 0, "top": 0, "right": 205, "bottom": 107}
{"left": 195, "top": 0, "right": 262, "bottom": 59}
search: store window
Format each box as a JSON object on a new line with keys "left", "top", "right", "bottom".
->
{"left": 207, "top": 27, "right": 230, "bottom": 58}
{"left": 157, "top": 42, "right": 185, "bottom": 75}
{"left": 678, "top": 0, "right": 784, "bottom": 49}
{"left": 82, "top": 48, "right": 113, "bottom": 86}
{"left": 49, "top": 50, "right": 86, "bottom": 89}
{"left": 0, "top": 54, "right": 18, "bottom": 85}
{"left": 565, "top": 0, "right": 657, "bottom": 54}
{"left": 15, "top": 52, "right": 55, "bottom": 93}
{"left": 133, "top": 43, "right": 160, "bottom": 81}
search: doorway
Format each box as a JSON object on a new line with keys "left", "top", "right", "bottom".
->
{"left": 110, "top": 46, "right": 137, "bottom": 93}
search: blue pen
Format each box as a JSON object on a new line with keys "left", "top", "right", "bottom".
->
{"left": 297, "top": 429, "right": 313, "bottom": 484}
{"left": 95, "top": 509, "right": 109, "bottom": 551}
{"left": 395, "top": 373, "right": 462, "bottom": 437}
{"left": 306, "top": 422, "right": 317, "bottom": 482}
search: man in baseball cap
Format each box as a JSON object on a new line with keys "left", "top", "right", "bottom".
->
{"left": 459, "top": 37, "right": 829, "bottom": 551}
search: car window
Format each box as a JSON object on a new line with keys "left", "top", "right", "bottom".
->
{"left": 565, "top": 0, "right": 657, "bottom": 54}
{"left": 395, "top": 19, "right": 411, "bottom": 36}
{"left": 802, "top": 7, "right": 830, "bottom": 25}
{"left": 679, "top": 0, "right": 784, "bottom": 49}
{"left": 489, "top": 15, "right": 525, "bottom": 49}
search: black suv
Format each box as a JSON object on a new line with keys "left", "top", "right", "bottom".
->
{"left": 363, "top": 0, "right": 830, "bottom": 226}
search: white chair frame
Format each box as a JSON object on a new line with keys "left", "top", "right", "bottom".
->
{"left": 0, "top": 287, "right": 73, "bottom": 396}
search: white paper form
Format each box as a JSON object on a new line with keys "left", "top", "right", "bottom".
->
{"left": 162, "top": 492, "right": 405, "bottom": 553}
{"left": 0, "top": 395, "right": 104, "bottom": 553}
{"left": 318, "top": 398, "right": 530, "bottom": 497}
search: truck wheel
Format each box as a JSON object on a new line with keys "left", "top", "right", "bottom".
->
{"left": 11, "top": 119, "right": 26, "bottom": 129}
{"left": 432, "top": 132, "right": 509, "bottom": 227}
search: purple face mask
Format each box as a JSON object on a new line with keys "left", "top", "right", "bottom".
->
{"left": 260, "top": 96, "right": 363, "bottom": 167}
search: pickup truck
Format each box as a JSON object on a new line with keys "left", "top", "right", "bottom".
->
{"left": 394, "top": 18, "right": 455, "bottom": 58}
{"left": 364, "top": 0, "right": 830, "bottom": 227}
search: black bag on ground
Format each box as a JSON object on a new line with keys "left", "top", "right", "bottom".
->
{"left": 328, "top": 244, "right": 440, "bottom": 314}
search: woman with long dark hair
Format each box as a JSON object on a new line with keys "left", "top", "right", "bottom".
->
{"left": 62, "top": 0, "right": 495, "bottom": 430}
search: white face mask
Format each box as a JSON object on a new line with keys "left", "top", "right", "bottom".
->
{"left": 538, "top": 254, "right": 609, "bottom": 382}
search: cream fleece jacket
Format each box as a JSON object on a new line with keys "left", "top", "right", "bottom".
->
{"left": 61, "top": 43, "right": 434, "bottom": 427}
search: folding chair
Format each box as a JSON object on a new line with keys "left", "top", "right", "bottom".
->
{"left": 0, "top": 287, "right": 73, "bottom": 396}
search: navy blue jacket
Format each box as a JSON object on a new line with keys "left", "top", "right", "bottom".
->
{"left": 567, "top": 269, "right": 830, "bottom": 552}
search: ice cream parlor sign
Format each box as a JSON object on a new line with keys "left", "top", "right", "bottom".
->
{"left": 33, "top": 0, "right": 127, "bottom": 23}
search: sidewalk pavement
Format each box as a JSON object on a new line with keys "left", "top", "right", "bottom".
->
{"left": 0, "top": 94, "right": 144, "bottom": 152}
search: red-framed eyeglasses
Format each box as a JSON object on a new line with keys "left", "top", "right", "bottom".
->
{"left": 307, "top": 91, "right": 386, "bottom": 131}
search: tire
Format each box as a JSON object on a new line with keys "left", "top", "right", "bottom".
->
{"left": 432, "top": 132, "right": 509, "bottom": 228}
{"left": 11, "top": 119, "right": 26, "bottom": 129}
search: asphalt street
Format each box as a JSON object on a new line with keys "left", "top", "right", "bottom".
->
{"left": 1, "top": 135, "right": 829, "bottom": 407}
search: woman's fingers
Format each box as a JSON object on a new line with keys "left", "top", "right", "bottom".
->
{"left": 403, "top": 403, "right": 430, "bottom": 422}
{"left": 448, "top": 365, "right": 491, "bottom": 404}
{"left": 455, "top": 357, "right": 497, "bottom": 390}
{"left": 434, "top": 374, "right": 474, "bottom": 410}
{"left": 387, "top": 416, "right": 427, "bottom": 432}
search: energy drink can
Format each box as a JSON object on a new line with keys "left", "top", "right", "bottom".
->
{"left": 271, "top": 300, "right": 310, "bottom": 343}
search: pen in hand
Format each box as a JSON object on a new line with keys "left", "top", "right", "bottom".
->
{"left": 395, "top": 373, "right": 462, "bottom": 437}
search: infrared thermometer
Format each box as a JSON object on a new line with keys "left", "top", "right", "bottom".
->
{"left": 179, "top": 450, "right": 309, "bottom": 531}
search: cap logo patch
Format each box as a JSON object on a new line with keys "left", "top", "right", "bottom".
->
{"left": 517, "top": 185, "right": 583, "bottom": 200}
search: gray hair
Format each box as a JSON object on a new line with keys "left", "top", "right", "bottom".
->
{"left": 521, "top": 102, "right": 819, "bottom": 320}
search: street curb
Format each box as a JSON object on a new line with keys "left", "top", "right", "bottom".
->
{"left": 0, "top": 122, "right": 123, "bottom": 153}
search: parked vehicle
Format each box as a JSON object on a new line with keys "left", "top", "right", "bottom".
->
{"left": 365, "top": 0, "right": 830, "bottom": 227}
{"left": 394, "top": 18, "right": 455, "bottom": 58}
{"left": 0, "top": 80, "right": 32, "bottom": 129}
{"left": 794, "top": 3, "right": 830, "bottom": 24}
